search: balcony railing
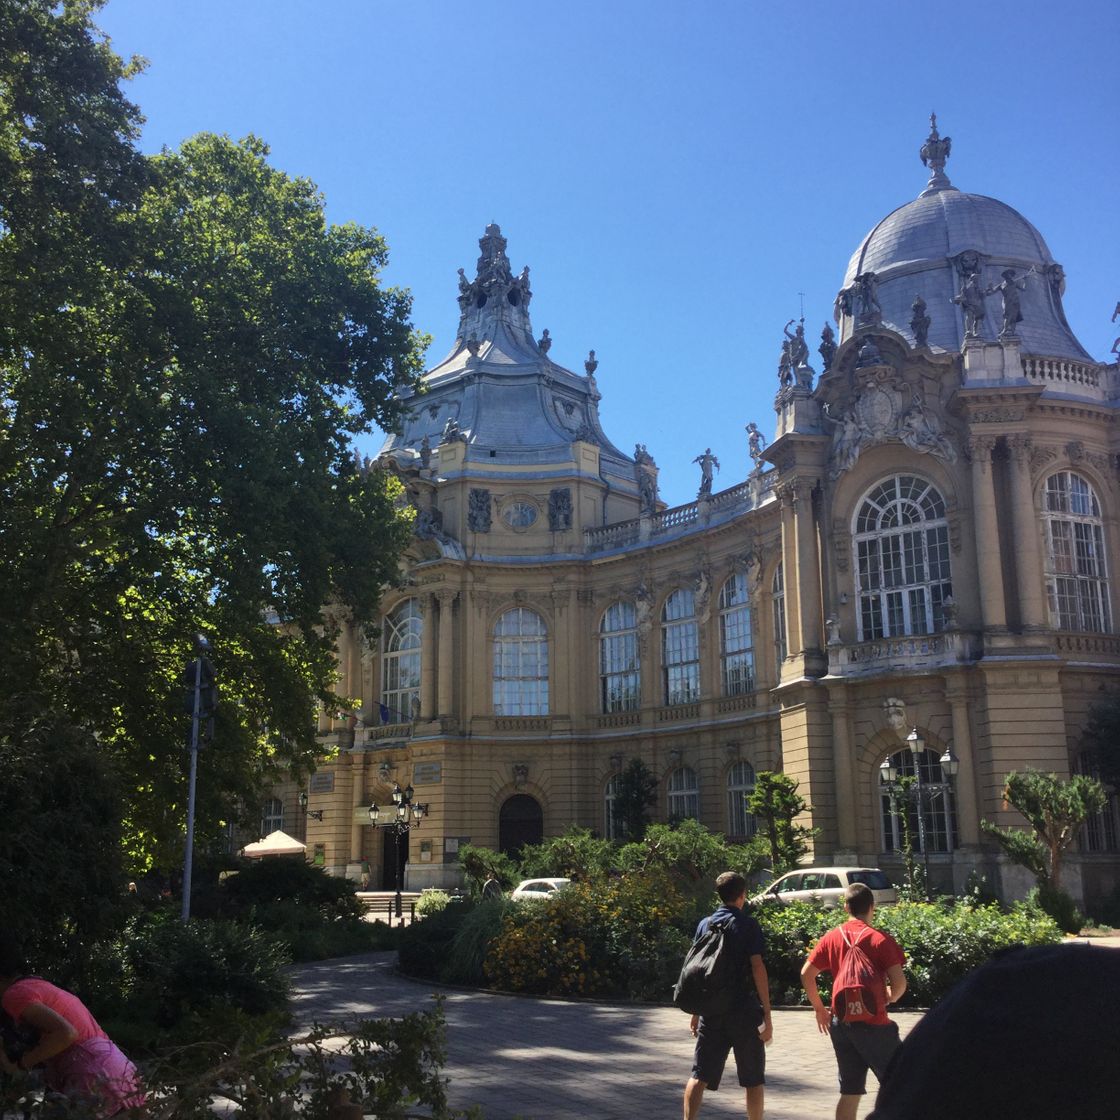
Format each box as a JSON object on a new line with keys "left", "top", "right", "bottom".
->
{"left": 828, "top": 631, "right": 966, "bottom": 675}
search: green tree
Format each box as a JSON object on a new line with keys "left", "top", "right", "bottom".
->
{"left": 516, "top": 825, "right": 615, "bottom": 881}
{"left": 747, "top": 771, "right": 816, "bottom": 873}
{"left": 0, "top": 3, "right": 428, "bottom": 876}
{"left": 616, "top": 818, "right": 768, "bottom": 890}
{"left": 981, "top": 768, "right": 1107, "bottom": 891}
{"left": 455, "top": 844, "right": 518, "bottom": 895}
{"left": 613, "top": 757, "right": 658, "bottom": 841}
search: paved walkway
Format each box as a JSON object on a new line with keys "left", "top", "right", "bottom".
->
{"left": 291, "top": 953, "right": 922, "bottom": 1120}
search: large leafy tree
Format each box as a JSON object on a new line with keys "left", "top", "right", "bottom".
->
{"left": 981, "top": 768, "right": 1107, "bottom": 892}
{"left": 1081, "top": 691, "right": 1120, "bottom": 791}
{"left": 0, "top": 2, "right": 427, "bottom": 879}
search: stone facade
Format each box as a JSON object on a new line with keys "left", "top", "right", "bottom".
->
{"left": 276, "top": 128, "right": 1120, "bottom": 911}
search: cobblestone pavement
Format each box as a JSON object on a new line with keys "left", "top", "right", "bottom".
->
{"left": 291, "top": 953, "right": 921, "bottom": 1120}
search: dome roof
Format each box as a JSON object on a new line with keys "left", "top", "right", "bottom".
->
{"left": 837, "top": 119, "right": 1091, "bottom": 362}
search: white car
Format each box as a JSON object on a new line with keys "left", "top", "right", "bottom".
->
{"left": 750, "top": 867, "right": 897, "bottom": 909}
{"left": 510, "top": 877, "right": 572, "bottom": 901}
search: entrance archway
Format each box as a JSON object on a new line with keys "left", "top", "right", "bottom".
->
{"left": 498, "top": 794, "right": 543, "bottom": 857}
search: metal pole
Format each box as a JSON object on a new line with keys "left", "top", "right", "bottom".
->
{"left": 913, "top": 759, "right": 931, "bottom": 901}
{"left": 394, "top": 826, "right": 403, "bottom": 918}
{"left": 181, "top": 653, "right": 203, "bottom": 922}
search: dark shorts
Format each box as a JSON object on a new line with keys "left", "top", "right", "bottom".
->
{"left": 829, "top": 1019, "right": 901, "bottom": 1095}
{"left": 692, "top": 1011, "right": 765, "bottom": 1091}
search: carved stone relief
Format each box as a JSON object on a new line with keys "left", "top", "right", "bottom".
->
{"left": 468, "top": 488, "right": 492, "bottom": 532}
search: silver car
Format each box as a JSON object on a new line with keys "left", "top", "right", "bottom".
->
{"left": 750, "top": 867, "right": 897, "bottom": 909}
{"left": 510, "top": 877, "right": 572, "bottom": 901}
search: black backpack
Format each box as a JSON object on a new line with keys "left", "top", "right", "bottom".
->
{"left": 672, "top": 914, "right": 740, "bottom": 1017}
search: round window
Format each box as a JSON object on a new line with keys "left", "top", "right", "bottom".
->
{"left": 503, "top": 501, "right": 538, "bottom": 529}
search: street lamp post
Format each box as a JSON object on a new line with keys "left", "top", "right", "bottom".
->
{"left": 879, "top": 729, "right": 959, "bottom": 901}
{"left": 368, "top": 782, "right": 428, "bottom": 918}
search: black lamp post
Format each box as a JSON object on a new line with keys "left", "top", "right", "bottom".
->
{"left": 879, "top": 729, "right": 959, "bottom": 900}
{"left": 368, "top": 782, "right": 428, "bottom": 918}
{"left": 298, "top": 791, "right": 325, "bottom": 822}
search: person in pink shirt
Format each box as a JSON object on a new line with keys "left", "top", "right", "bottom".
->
{"left": 0, "top": 946, "right": 144, "bottom": 1117}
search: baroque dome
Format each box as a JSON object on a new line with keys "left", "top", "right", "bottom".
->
{"left": 838, "top": 118, "right": 1091, "bottom": 362}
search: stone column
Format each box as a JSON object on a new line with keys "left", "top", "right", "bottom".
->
{"left": 793, "top": 483, "right": 823, "bottom": 654}
{"left": 1007, "top": 435, "right": 1046, "bottom": 631}
{"left": 947, "top": 688, "right": 981, "bottom": 846}
{"left": 776, "top": 482, "right": 801, "bottom": 661}
{"left": 829, "top": 694, "right": 859, "bottom": 857}
{"left": 436, "top": 591, "right": 457, "bottom": 719}
{"left": 968, "top": 435, "right": 1007, "bottom": 631}
{"left": 419, "top": 594, "right": 437, "bottom": 720}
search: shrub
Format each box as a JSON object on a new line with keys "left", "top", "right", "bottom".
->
{"left": 483, "top": 872, "right": 694, "bottom": 1000}
{"left": 1030, "top": 883, "right": 1084, "bottom": 934}
{"left": 455, "top": 844, "right": 518, "bottom": 896}
{"left": 214, "top": 857, "right": 363, "bottom": 923}
{"left": 615, "top": 818, "right": 768, "bottom": 893}
{"left": 516, "top": 826, "right": 615, "bottom": 882}
{"left": 399, "top": 902, "right": 472, "bottom": 980}
{"left": 442, "top": 901, "right": 508, "bottom": 986}
{"left": 416, "top": 890, "right": 452, "bottom": 918}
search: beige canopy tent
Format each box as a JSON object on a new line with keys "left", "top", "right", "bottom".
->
{"left": 239, "top": 829, "right": 307, "bottom": 858}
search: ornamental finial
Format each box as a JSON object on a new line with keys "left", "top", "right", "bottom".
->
{"left": 919, "top": 112, "right": 954, "bottom": 196}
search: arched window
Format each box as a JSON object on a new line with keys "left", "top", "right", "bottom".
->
{"left": 662, "top": 589, "right": 699, "bottom": 706}
{"left": 719, "top": 573, "right": 754, "bottom": 696}
{"left": 493, "top": 608, "right": 549, "bottom": 715}
{"left": 727, "top": 761, "right": 757, "bottom": 838}
{"left": 855, "top": 476, "right": 952, "bottom": 640}
{"left": 1043, "top": 472, "right": 1111, "bottom": 633}
{"left": 604, "top": 773, "right": 623, "bottom": 840}
{"left": 600, "top": 602, "right": 640, "bottom": 713}
{"left": 880, "top": 748, "right": 957, "bottom": 853}
{"left": 260, "top": 797, "right": 284, "bottom": 836}
{"left": 771, "top": 563, "right": 787, "bottom": 664}
{"left": 668, "top": 765, "right": 699, "bottom": 821}
{"left": 382, "top": 598, "right": 422, "bottom": 722}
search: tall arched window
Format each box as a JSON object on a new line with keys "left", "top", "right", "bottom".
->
{"left": 604, "top": 773, "right": 623, "bottom": 840}
{"left": 668, "top": 765, "right": 699, "bottom": 821}
{"left": 260, "top": 797, "right": 284, "bottom": 836}
{"left": 662, "top": 589, "right": 699, "bottom": 706}
{"left": 493, "top": 608, "right": 549, "bottom": 715}
{"left": 382, "top": 598, "right": 422, "bottom": 722}
{"left": 855, "top": 476, "right": 952, "bottom": 640}
{"left": 880, "top": 748, "right": 957, "bottom": 853}
{"left": 771, "top": 563, "right": 787, "bottom": 664}
{"left": 719, "top": 573, "right": 754, "bottom": 696}
{"left": 1043, "top": 472, "right": 1111, "bottom": 633}
{"left": 600, "top": 602, "right": 640, "bottom": 713}
{"left": 727, "top": 761, "right": 757, "bottom": 838}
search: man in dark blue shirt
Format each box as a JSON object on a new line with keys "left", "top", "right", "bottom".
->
{"left": 683, "top": 871, "right": 773, "bottom": 1120}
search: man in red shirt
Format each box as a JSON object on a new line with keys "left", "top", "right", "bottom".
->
{"left": 800, "top": 883, "right": 906, "bottom": 1120}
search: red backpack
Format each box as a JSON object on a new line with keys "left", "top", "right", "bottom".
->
{"left": 831, "top": 925, "right": 880, "bottom": 1024}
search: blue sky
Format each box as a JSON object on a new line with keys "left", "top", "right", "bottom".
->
{"left": 98, "top": 0, "right": 1119, "bottom": 506}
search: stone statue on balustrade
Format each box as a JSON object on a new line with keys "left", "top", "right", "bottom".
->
{"left": 746, "top": 422, "right": 767, "bottom": 471}
{"left": 637, "top": 467, "right": 657, "bottom": 516}
{"left": 693, "top": 448, "right": 720, "bottom": 496}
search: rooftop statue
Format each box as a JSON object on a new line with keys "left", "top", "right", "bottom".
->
{"left": 985, "top": 267, "right": 1034, "bottom": 339}
{"left": 911, "top": 294, "right": 931, "bottom": 348}
{"left": 952, "top": 269, "right": 987, "bottom": 340}
{"left": 819, "top": 322, "right": 836, "bottom": 370}
{"left": 746, "top": 422, "right": 767, "bottom": 471}
{"left": 853, "top": 271, "right": 882, "bottom": 325}
{"left": 538, "top": 327, "right": 552, "bottom": 354}
{"left": 634, "top": 443, "right": 656, "bottom": 466}
{"left": 1113, "top": 301, "right": 1120, "bottom": 360}
{"left": 784, "top": 318, "right": 810, "bottom": 368}
{"left": 777, "top": 339, "right": 793, "bottom": 387}
{"left": 693, "top": 448, "right": 720, "bottom": 497}
{"left": 585, "top": 349, "right": 598, "bottom": 376}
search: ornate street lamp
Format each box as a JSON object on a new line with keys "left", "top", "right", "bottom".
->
{"left": 368, "top": 783, "right": 428, "bottom": 918}
{"left": 879, "top": 729, "right": 957, "bottom": 900}
{"left": 297, "top": 791, "right": 325, "bottom": 822}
